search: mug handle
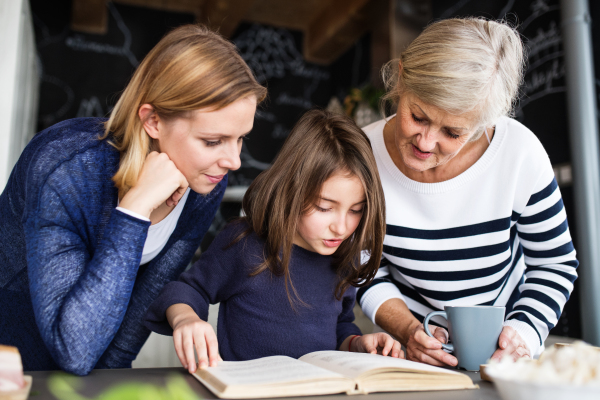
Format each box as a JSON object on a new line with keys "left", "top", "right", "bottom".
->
{"left": 423, "top": 311, "right": 454, "bottom": 352}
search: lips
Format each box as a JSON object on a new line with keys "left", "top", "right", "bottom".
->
{"left": 206, "top": 174, "right": 225, "bottom": 184}
{"left": 323, "top": 239, "right": 343, "bottom": 248}
{"left": 411, "top": 144, "right": 433, "bottom": 160}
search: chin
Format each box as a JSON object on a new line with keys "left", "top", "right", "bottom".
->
{"left": 190, "top": 182, "right": 217, "bottom": 195}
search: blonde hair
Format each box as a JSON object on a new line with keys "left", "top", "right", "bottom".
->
{"left": 382, "top": 17, "right": 525, "bottom": 140}
{"left": 103, "top": 24, "right": 267, "bottom": 198}
{"left": 236, "top": 109, "right": 386, "bottom": 308}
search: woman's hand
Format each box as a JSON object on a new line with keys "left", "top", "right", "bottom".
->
{"left": 166, "top": 304, "right": 220, "bottom": 373}
{"left": 490, "top": 326, "right": 531, "bottom": 362}
{"left": 404, "top": 322, "right": 458, "bottom": 367}
{"left": 119, "top": 151, "right": 189, "bottom": 218}
{"left": 348, "top": 333, "right": 404, "bottom": 358}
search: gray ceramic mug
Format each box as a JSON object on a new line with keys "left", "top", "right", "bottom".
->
{"left": 423, "top": 306, "right": 505, "bottom": 371}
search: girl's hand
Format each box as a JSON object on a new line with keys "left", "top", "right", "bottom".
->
{"left": 166, "top": 304, "right": 220, "bottom": 373}
{"left": 405, "top": 322, "right": 458, "bottom": 367}
{"left": 350, "top": 333, "right": 404, "bottom": 358}
{"left": 490, "top": 326, "right": 531, "bottom": 362}
{"left": 119, "top": 151, "right": 189, "bottom": 218}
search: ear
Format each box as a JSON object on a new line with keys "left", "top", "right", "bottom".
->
{"left": 398, "top": 60, "right": 403, "bottom": 74}
{"left": 138, "top": 104, "right": 160, "bottom": 140}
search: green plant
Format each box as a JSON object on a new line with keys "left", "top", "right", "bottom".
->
{"left": 48, "top": 373, "right": 201, "bottom": 400}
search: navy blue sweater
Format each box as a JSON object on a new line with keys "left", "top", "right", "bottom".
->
{"left": 0, "top": 118, "right": 226, "bottom": 374}
{"left": 144, "top": 222, "right": 362, "bottom": 360}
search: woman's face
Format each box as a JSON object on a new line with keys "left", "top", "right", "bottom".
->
{"left": 394, "top": 92, "right": 479, "bottom": 173}
{"left": 148, "top": 96, "right": 257, "bottom": 194}
{"left": 294, "top": 172, "right": 365, "bottom": 256}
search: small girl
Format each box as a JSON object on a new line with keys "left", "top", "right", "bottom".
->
{"left": 144, "top": 109, "right": 403, "bottom": 372}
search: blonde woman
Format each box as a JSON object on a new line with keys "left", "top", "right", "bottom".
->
{"left": 357, "top": 18, "right": 578, "bottom": 366}
{"left": 0, "top": 25, "right": 266, "bottom": 375}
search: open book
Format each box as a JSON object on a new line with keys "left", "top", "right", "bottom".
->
{"left": 192, "top": 351, "right": 477, "bottom": 398}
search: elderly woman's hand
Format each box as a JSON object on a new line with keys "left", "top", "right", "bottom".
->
{"left": 405, "top": 322, "right": 458, "bottom": 367}
{"left": 490, "top": 326, "right": 531, "bottom": 362}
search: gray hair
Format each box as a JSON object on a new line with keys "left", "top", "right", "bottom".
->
{"left": 382, "top": 17, "right": 526, "bottom": 140}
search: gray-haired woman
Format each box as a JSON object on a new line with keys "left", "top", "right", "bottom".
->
{"left": 358, "top": 17, "right": 578, "bottom": 367}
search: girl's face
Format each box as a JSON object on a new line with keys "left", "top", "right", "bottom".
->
{"left": 143, "top": 96, "right": 257, "bottom": 194}
{"left": 294, "top": 172, "right": 366, "bottom": 256}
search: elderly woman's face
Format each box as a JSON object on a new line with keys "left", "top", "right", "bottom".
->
{"left": 394, "top": 92, "right": 479, "bottom": 173}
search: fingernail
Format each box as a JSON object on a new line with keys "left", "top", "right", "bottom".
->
{"left": 200, "top": 361, "right": 208, "bottom": 369}
{"left": 502, "top": 341, "right": 507, "bottom": 348}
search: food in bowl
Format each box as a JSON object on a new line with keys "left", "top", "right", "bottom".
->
{"left": 486, "top": 341, "right": 600, "bottom": 400}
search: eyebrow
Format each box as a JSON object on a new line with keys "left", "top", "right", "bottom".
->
{"left": 319, "top": 197, "right": 366, "bottom": 206}
{"left": 197, "top": 129, "right": 252, "bottom": 138}
{"left": 412, "top": 103, "right": 468, "bottom": 131}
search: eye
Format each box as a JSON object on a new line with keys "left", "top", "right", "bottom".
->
{"left": 238, "top": 135, "right": 249, "bottom": 143}
{"left": 315, "top": 206, "right": 330, "bottom": 212}
{"left": 411, "top": 113, "right": 425, "bottom": 124}
{"left": 444, "top": 129, "right": 460, "bottom": 139}
{"left": 204, "top": 140, "right": 221, "bottom": 147}
{"left": 350, "top": 208, "right": 364, "bottom": 215}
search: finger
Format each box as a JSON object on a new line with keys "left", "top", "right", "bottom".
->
{"left": 194, "top": 332, "right": 209, "bottom": 370}
{"left": 380, "top": 335, "right": 395, "bottom": 356}
{"left": 390, "top": 340, "right": 402, "bottom": 358}
{"left": 182, "top": 332, "right": 198, "bottom": 373}
{"left": 490, "top": 348, "right": 506, "bottom": 362}
{"left": 205, "top": 330, "right": 220, "bottom": 367}
{"left": 173, "top": 332, "right": 187, "bottom": 369}
{"left": 432, "top": 327, "right": 448, "bottom": 344}
{"left": 399, "top": 348, "right": 406, "bottom": 359}
{"left": 414, "top": 327, "right": 443, "bottom": 350}
{"left": 498, "top": 327, "right": 515, "bottom": 349}
{"left": 407, "top": 347, "right": 451, "bottom": 367}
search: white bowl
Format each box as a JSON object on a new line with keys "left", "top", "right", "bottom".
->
{"left": 491, "top": 375, "right": 600, "bottom": 400}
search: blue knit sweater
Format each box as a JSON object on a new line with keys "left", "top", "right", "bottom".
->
{"left": 144, "top": 221, "right": 362, "bottom": 361}
{"left": 0, "top": 118, "right": 226, "bottom": 374}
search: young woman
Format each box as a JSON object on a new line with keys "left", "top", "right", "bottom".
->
{"left": 144, "top": 110, "right": 403, "bottom": 372}
{"left": 0, "top": 24, "right": 266, "bottom": 375}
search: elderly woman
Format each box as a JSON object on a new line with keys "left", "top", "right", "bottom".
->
{"left": 358, "top": 17, "right": 578, "bottom": 367}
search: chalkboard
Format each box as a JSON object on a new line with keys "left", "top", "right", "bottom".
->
{"left": 432, "top": 0, "right": 580, "bottom": 339}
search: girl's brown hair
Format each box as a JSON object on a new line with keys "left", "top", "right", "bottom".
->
{"left": 103, "top": 24, "right": 267, "bottom": 198}
{"left": 240, "top": 109, "right": 386, "bottom": 306}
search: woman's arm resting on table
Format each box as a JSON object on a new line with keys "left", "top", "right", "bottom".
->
{"left": 375, "top": 298, "right": 457, "bottom": 367}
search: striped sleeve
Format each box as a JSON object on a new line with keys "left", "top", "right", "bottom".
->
{"left": 357, "top": 257, "right": 406, "bottom": 324}
{"left": 508, "top": 177, "right": 578, "bottom": 355}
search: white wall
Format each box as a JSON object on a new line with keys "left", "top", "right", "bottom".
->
{"left": 0, "top": 0, "right": 39, "bottom": 190}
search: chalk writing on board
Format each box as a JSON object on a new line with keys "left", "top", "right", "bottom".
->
{"left": 77, "top": 96, "right": 105, "bottom": 118}
{"left": 233, "top": 24, "right": 330, "bottom": 83}
{"left": 64, "top": 3, "right": 138, "bottom": 68}
{"left": 516, "top": 2, "right": 565, "bottom": 116}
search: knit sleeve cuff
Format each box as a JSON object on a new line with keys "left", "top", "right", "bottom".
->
{"left": 503, "top": 319, "right": 543, "bottom": 357}
{"left": 359, "top": 282, "right": 405, "bottom": 324}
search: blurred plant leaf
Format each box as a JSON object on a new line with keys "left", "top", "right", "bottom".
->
{"left": 48, "top": 373, "right": 201, "bottom": 400}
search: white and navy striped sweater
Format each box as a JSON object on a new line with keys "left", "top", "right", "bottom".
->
{"left": 358, "top": 116, "right": 578, "bottom": 356}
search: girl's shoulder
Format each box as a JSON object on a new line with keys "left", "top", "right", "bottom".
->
{"left": 205, "top": 219, "right": 265, "bottom": 262}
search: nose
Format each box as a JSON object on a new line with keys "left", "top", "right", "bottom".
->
{"left": 330, "top": 213, "right": 348, "bottom": 237}
{"left": 219, "top": 141, "right": 242, "bottom": 171}
{"left": 415, "top": 127, "right": 437, "bottom": 152}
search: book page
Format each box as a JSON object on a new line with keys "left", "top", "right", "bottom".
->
{"left": 299, "top": 351, "right": 463, "bottom": 380}
{"left": 201, "top": 356, "right": 347, "bottom": 386}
